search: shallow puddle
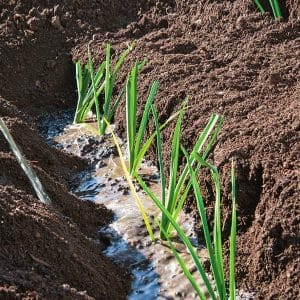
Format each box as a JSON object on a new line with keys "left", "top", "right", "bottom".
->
{"left": 55, "top": 124, "right": 208, "bottom": 299}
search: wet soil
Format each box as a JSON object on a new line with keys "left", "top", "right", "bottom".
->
{"left": 49, "top": 119, "right": 211, "bottom": 299}
{"left": 0, "top": 0, "right": 299, "bottom": 299}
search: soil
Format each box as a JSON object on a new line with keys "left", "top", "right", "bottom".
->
{"left": 0, "top": 0, "right": 299, "bottom": 299}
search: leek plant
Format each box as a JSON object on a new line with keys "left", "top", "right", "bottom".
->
{"left": 253, "top": 0, "right": 282, "bottom": 19}
{"left": 185, "top": 151, "right": 237, "bottom": 300}
{"left": 125, "top": 63, "right": 186, "bottom": 177}
{"left": 74, "top": 43, "right": 134, "bottom": 135}
{"left": 138, "top": 107, "right": 223, "bottom": 239}
{"left": 126, "top": 61, "right": 158, "bottom": 176}
{"left": 142, "top": 151, "right": 237, "bottom": 300}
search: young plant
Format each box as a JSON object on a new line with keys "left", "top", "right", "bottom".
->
{"left": 253, "top": 0, "right": 282, "bottom": 19}
{"left": 74, "top": 58, "right": 104, "bottom": 124}
{"left": 126, "top": 61, "right": 158, "bottom": 176}
{"left": 230, "top": 160, "right": 237, "bottom": 300}
{"left": 148, "top": 152, "right": 237, "bottom": 300}
{"left": 125, "top": 63, "right": 186, "bottom": 177}
{"left": 74, "top": 43, "right": 134, "bottom": 133}
{"left": 139, "top": 107, "right": 223, "bottom": 239}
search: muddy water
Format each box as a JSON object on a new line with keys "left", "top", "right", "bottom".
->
{"left": 53, "top": 122, "right": 209, "bottom": 299}
{"left": 40, "top": 112, "right": 252, "bottom": 300}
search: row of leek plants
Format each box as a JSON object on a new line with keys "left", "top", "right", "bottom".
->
{"left": 136, "top": 106, "right": 237, "bottom": 299}
{"left": 121, "top": 59, "right": 237, "bottom": 298}
{"left": 106, "top": 103, "right": 237, "bottom": 299}
{"left": 74, "top": 46, "right": 237, "bottom": 299}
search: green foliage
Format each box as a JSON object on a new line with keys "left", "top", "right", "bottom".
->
{"left": 139, "top": 151, "right": 237, "bottom": 299}
{"left": 145, "top": 108, "right": 223, "bottom": 239}
{"left": 253, "top": 0, "right": 282, "bottom": 19}
{"left": 137, "top": 174, "right": 215, "bottom": 299}
{"left": 74, "top": 43, "right": 134, "bottom": 134}
{"left": 136, "top": 106, "right": 237, "bottom": 298}
{"left": 73, "top": 42, "right": 238, "bottom": 299}
{"left": 125, "top": 64, "right": 186, "bottom": 177}
{"left": 126, "top": 61, "right": 159, "bottom": 176}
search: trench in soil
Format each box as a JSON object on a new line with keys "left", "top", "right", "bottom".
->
{"left": 40, "top": 110, "right": 204, "bottom": 299}
{"left": 39, "top": 110, "right": 254, "bottom": 300}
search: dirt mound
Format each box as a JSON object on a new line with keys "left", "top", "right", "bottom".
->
{"left": 0, "top": 95, "right": 130, "bottom": 298}
{"left": 0, "top": 0, "right": 138, "bottom": 298}
{"left": 0, "top": 0, "right": 299, "bottom": 299}
{"left": 0, "top": 185, "right": 129, "bottom": 299}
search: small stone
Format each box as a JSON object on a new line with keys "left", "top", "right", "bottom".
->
{"left": 24, "top": 29, "right": 35, "bottom": 36}
{"left": 122, "top": 189, "right": 129, "bottom": 195}
{"left": 41, "top": 9, "right": 50, "bottom": 18}
{"left": 35, "top": 80, "right": 42, "bottom": 88}
{"left": 136, "top": 243, "right": 144, "bottom": 249}
{"left": 13, "top": 13, "right": 23, "bottom": 22}
{"left": 62, "top": 284, "right": 70, "bottom": 290}
{"left": 78, "top": 21, "right": 88, "bottom": 30}
{"left": 175, "top": 291, "right": 186, "bottom": 298}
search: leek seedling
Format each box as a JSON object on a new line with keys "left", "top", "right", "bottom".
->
{"left": 229, "top": 160, "right": 237, "bottom": 300}
{"left": 145, "top": 150, "right": 237, "bottom": 299}
{"left": 137, "top": 174, "right": 216, "bottom": 300}
{"left": 125, "top": 62, "right": 184, "bottom": 177}
{"left": 253, "top": 0, "right": 282, "bottom": 19}
{"left": 126, "top": 61, "right": 159, "bottom": 176}
{"left": 185, "top": 150, "right": 237, "bottom": 300}
{"left": 74, "top": 59, "right": 104, "bottom": 124}
{"left": 140, "top": 107, "right": 223, "bottom": 239}
{"left": 74, "top": 43, "right": 134, "bottom": 130}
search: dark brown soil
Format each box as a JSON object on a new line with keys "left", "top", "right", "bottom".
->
{"left": 0, "top": 93, "right": 130, "bottom": 298}
{"left": 0, "top": 1, "right": 134, "bottom": 298}
{"left": 0, "top": 0, "right": 299, "bottom": 299}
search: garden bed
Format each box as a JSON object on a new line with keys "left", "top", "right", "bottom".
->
{"left": 0, "top": 1, "right": 299, "bottom": 299}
